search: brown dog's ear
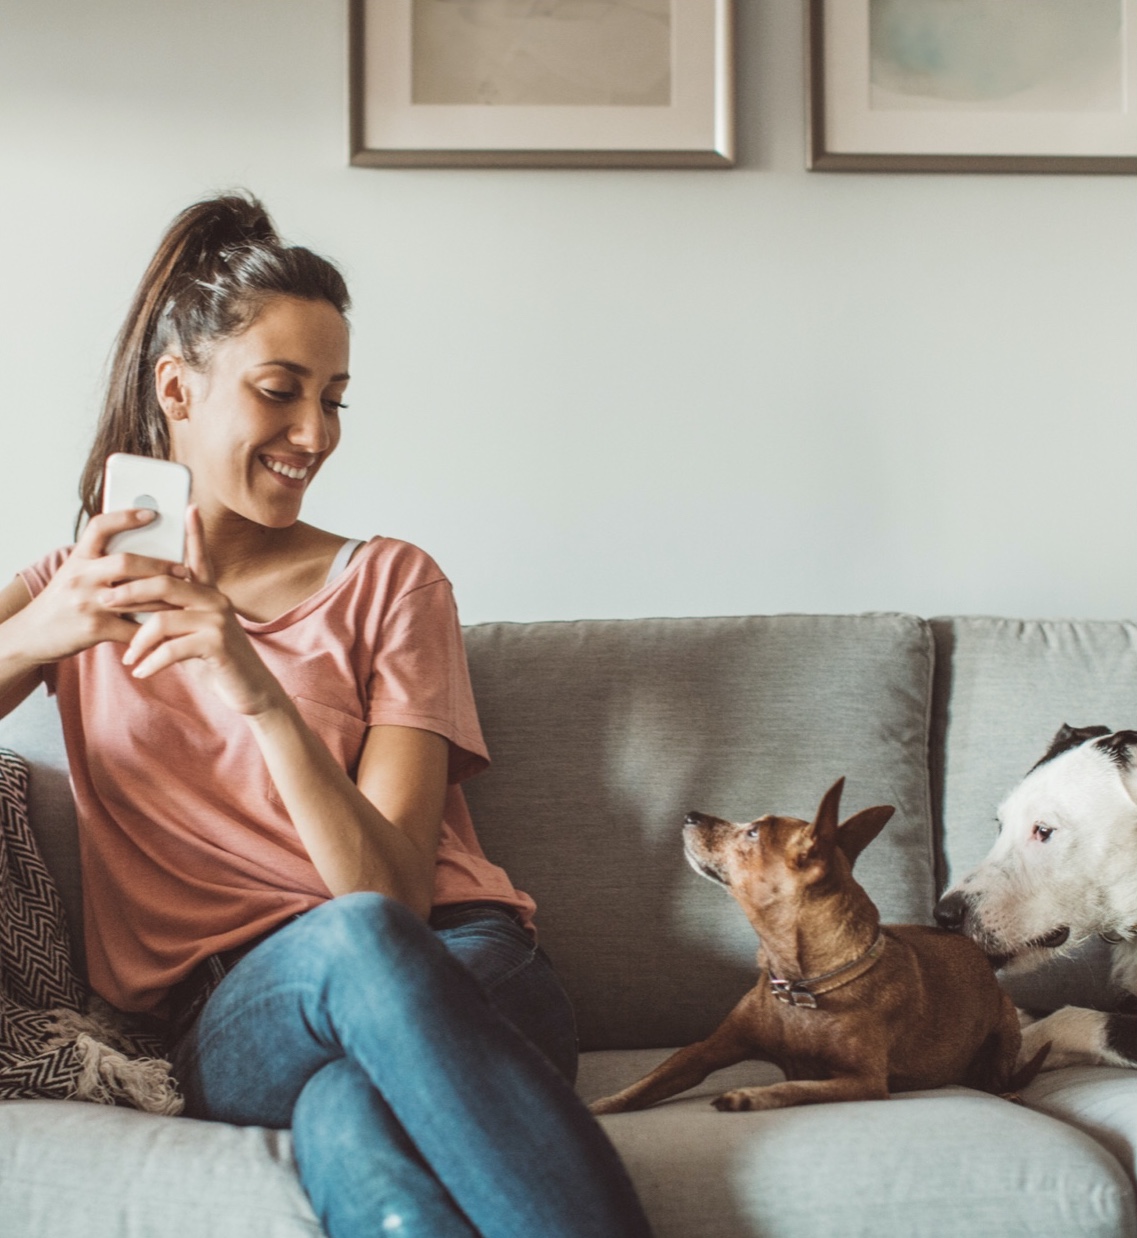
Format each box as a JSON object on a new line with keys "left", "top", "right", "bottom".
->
{"left": 807, "top": 778, "right": 846, "bottom": 851}
{"left": 794, "top": 778, "right": 848, "bottom": 874}
{"left": 836, "top": 805, "right": 895, "bottom": 868}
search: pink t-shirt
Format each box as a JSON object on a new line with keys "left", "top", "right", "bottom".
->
{"left": 20, "top": 537, "right": 534, "bottom": 1014}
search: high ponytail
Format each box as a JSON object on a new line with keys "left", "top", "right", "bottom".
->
{"left": 77, "top": 192, "right": 350, "bottom": 531}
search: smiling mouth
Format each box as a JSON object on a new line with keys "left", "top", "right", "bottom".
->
{"left": 260, "top": 456, "right": 312, "bottom": 483}
{"left": 987, "top": 925, "right": 1070, "bottom": 970}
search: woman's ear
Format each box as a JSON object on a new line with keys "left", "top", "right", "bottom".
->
{"left": 155, "top": 354, "right": 192, "bottom": 423}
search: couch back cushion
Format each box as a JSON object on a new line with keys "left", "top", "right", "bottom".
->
{"left": 464, "top": 614, "right": 937, "bottom": 1051}
{"left": 931, "top": 617, "right": 1137, "bottom": 1013}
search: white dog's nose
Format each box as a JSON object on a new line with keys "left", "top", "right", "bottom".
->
{"left": 934, "top": 890, "right": 968, "bottom": 932}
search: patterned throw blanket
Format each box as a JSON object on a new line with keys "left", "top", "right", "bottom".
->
{"left": 0, "top": 748, "right": 182, "bottom": 1114}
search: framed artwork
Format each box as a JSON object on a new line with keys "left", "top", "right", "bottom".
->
{"left": 807, "top": 0, "right": 1137, "bottom": 173}
{"left": 349, "top": 0, "right": 734, "bottom": 168}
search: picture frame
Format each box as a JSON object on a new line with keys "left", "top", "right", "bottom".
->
{"left": 807, "top": 0, "right": 1137, "bottom": 173}
{"left": 349, "top": 0, "right": 734, "bottom": 169}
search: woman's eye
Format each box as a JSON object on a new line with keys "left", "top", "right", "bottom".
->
{"left": 323, "top": 400, "right": 348, "bottom": 413}
{"left": 261, "top": 388, "right": 295, "bottom": 401}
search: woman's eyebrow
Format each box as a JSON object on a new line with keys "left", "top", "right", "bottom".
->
{"left": 255, "top": 359, "right": 351, "bottom": 382}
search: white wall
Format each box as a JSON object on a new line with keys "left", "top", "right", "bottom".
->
{"left": 2, "top": 0, "right": 1135, "bottom": 624}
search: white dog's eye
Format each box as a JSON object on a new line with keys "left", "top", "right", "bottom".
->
{"left": 1032, "top": 823, "right": 1055, "bottom": 843}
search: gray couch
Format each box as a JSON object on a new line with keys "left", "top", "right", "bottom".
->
{"left": 3, "top": 612, "right": 1137, "bottom": 1237}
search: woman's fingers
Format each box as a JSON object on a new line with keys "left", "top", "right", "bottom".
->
{"left": 18, "top": 511, "right": 190, "bottom": 664}
{"left": 77, "top": 508, "right": 158, "bottom": 559}
{"left": 184, "top": 506, "right": 217, "bottom": 588}
{"left": 94, "top": 553, "right": 189, "bottom": 591}
{"left": 98, "top": 570, "right": 211, "bottom": 614}
{"left": 126, "top": 629, "right": 213, "bottom": 680}
{"left": 122, "top": 608, "right": 223, "bottom": 671}
{"left": 102, "top": 614, "right": 152, "bottom": 646}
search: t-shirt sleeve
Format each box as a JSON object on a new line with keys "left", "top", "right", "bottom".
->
{"left": 365, "top": 577, "right": 489, "bottom": 784}
{"left": 18, "top": 546, "right": 72, "bottom": 599}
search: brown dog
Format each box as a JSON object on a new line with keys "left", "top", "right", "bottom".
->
{"left": 591, "top": 778, "right": 1044, "bottom": 1115}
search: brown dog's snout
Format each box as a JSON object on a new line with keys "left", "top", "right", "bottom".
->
{"left": 933, "top": 889, "right": 971, "bottom": 933}
{"left": 683, "top": 812, "right": 731, "bottom": 886}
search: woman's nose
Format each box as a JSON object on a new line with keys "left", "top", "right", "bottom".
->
{"left": 289, "top": 399, "right": 333, "bottom": 452}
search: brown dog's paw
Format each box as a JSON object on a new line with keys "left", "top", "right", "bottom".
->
{"left": 712, "top": 1089, "right": 755, "bottom": 1112}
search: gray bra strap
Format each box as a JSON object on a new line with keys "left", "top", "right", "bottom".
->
{"left": 324, "top": 538, "right": 364, "bottom": 586}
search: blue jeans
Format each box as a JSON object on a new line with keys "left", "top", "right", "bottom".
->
{"left": 169, "top": 893, "right": 654, "bottom": 1238}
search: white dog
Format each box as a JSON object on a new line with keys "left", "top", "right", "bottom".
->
{"left": 935, "top": 724, "right": 1137, "bottom": 1071}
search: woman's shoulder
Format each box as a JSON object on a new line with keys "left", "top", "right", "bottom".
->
{"left": 350, "top": 536, "right": 452, "bottom": 596}
{"left": 329, "top": 536, "right": 465, "bottom": 644}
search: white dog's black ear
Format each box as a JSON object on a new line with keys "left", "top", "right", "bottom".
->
{"left": 1031, "top": 723, "right": 1112, "bottom": 772}
{"left": 1094, "top": 731, "right": 1137, "bottom": 770}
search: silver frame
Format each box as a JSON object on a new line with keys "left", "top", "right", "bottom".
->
{"left": 349, "top": 0, "right": 735, "bottom": 169}
{"left": 807, "top": 0, "right": 1137, "bottom": 174}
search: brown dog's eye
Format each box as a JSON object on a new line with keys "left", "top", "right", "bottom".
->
{"left": 746, "top": 824, "right": 760, "bottom": 839}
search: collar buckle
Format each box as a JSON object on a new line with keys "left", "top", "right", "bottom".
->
{"left": 769, "top": 978, "right": 820, "bottom": 1009}
{"left": 767, "top": 932, "right": 885, "bottom": 1011}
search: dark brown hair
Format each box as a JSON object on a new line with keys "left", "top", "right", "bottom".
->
{"left": 76, "top": 192, "right": 351, "bottom": 530}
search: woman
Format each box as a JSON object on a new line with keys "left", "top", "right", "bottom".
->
{"left": 0, "top": 194, "right": 654, "bottom": 1238}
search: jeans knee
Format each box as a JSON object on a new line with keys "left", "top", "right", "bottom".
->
{"left": 293, "top": 1058, "right": 360, "bottom": 1157}
{"left": 311, "top": 891, "right": 421, "bottom": 948}
{"left": 304, "top": 892, "right": 440, "bottom": 986}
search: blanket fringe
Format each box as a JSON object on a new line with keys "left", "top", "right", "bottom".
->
{"left": 70, "top": 1033, "right": 184, "bottom": 1115}
{"left": 46, "top": 998, "right": 141, "bottom": 1054}
{"left": 45, "top": 1006, "right": 183, "bottom": 1115}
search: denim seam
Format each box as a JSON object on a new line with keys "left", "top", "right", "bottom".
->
{"left": 436, "top": 916, "right": 540, "bottom": 992}
{"left": 174, "top": 980, "right": 323, "bottom": 1079}
{"left": 478, "top": 942, "right": 541, "bottom": 994}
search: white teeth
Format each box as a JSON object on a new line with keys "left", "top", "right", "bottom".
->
{"left": 263, "top": 457, "right": 310, "bottom": 481}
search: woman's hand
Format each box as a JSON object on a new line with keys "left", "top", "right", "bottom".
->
{"left": 8, "top": 509, "right": 187, "bottom": 664}
{"left": 103, "top": 506, "right": 285, "bottom": 717}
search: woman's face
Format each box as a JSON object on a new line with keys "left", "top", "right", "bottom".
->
{"left": 161, "top": 295, "right": 350, "bottom": 529}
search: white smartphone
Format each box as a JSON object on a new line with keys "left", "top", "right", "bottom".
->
{"left": 102, "top": 453, "right": 192, "bottom": 563}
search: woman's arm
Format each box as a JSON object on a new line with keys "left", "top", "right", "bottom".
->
{"left": 246, "top": 711, "right": 448, "bottom": 915}
{"left": 0, "top": 576, "right": 43, "bottom": 719}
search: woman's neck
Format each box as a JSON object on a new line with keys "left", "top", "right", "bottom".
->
{"left": 199, "top": 510, "right": 304, "bottom": 580}
{"left": 197, "top": 511, "right": 344, "bottom": 623}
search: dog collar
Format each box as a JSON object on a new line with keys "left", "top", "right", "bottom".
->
{"left": 767, "top": 933, "right": 886, "bottom": 1010}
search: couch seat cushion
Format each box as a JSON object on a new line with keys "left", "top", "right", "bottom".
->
{"left": 578, "top": 1049, "right": 1136, "bottom": 1238}
{"left": 0, "top": 1100, "right": 319, "bottom": 1238}
{"left": 1023, "top": 1067, "right": 1137, "bottom": 1185}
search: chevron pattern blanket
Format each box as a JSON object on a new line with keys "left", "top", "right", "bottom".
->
{"left": 0, "top": 748, "right": 182, "bottom": 1113}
